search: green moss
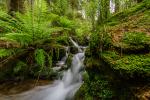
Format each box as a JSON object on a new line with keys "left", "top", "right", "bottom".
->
{"left": 89, "top": 77, "right": 113, "bottom": 99}
{"left": 144, "top": 0, "right": 150, "bottom": 8}
{"left": 101, "top": 51, "right": 150, "bottom": 77}
{"left": 137, "top": 10, "right": 150, "bottom": 26}
{"left": 122, "top": 32, "right": 150, "bottom": 46}
{"left": 113, "top": 32, "right": 150, "bottom": 52}
{"left": 101, "top": 51, "right": 120, "bottom": 60}
{"left": 75, "top": 73, "right": 114, "bottom": 100}
{"left": 85, "top": 57, "right": 102, "bottom": 68}
{"left": 114, "top": 54, "right": 150, "bottom": 74}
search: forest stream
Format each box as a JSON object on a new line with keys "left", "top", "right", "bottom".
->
{"left": 0, "top": 38, "right": 86, "bottom": 100}
{"left": 0, "top": 38, "right": 85, "bottom": 100}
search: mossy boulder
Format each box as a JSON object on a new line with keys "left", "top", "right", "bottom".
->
{"left": 114, "top": 32, "right": 150, "bottom": 53}
{"left": 101, "top": 51, "right": 150, "bottom": 80}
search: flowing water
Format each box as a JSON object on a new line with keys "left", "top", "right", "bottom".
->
{"left": 0, "top": 38, "right": 85, "bottom": 100}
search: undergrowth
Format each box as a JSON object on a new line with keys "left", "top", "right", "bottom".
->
{"left": 0, "top": 0, "right": 89, "bottom": 80}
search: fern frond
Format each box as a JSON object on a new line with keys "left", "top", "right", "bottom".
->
{"left": 59, "top": 16, "right": 76, "bottom": 29}
{"left": 0, "top": 20, "right": 16, "bottom": 33}
{"left": 47, "top": 53, "right": 52, "bottom": 68}
{"left": 0, "top": 49, "right": 14, "bottom": 58}
{"left": 0, "top": 33, "right": 32, "bottom": 46}
{"left": 13, "top": 61, "right": 27, "bottom": 74}
{"left": 0, "top": 10, "right": 11, "bottom": 20}
{"left": 34, "top": 49, "right": 46, "bottom": 67}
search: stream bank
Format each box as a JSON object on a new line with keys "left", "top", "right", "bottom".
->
{"left": 0, "top": 79, "right": 52, "bottom": 95}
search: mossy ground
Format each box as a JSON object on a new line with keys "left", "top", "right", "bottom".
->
{"left": 101, "top": 51, "right": 150, "bottom": 80}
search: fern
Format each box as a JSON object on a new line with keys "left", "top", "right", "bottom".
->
{"left": 0, "top": 2, "right": 77, "bottom": 45}
{"left": 46, "top": 53, "right": 52, "bottom": 68}
{"left": 0, "top": 0, "right": 78, "bottom": 78}
{"left": 0, "top": 33, "right": 32, "bottom": 46}
{"left": 59, "top": 16, "right": 76, "bottom": 29}
{"left": 0, "top": 10, "right": 23, "bottom": 33}
{"left": 0, "top": 1, "right": 51, "bottom": 42}
{"left": 34, "top": 49, "right": 46, "bottom": 67}
{"left": 0, "top": 49, "right": 14, "bottom": 58}
{"left": 0, "top": 20, "right": 17, "bottom": 33}
{"left": 13, "top": 61, "right": 27, "bottom": 74}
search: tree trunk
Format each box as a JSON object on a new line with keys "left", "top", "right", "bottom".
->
{"left": 9, "top": 0, "right": 25, "bottom": 14}
{"left": 97, "top": 0, "right": 110, "bottom": 25}
{"left": 27, "top": 0, "right": 35, "bottom": 10}
{"left": 45, "top": 0, "right": 51, "bottom": 5}
{"left": 70, "top": 0, "right": 78, "bottom": 9}
{"left": 137, "top": 0, "right": 143, "bottom": 3}
{"left": 115, "top": 0, "right": 120, "bottom": 12}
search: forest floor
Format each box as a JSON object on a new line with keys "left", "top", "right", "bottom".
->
{"left": 133, "top": 84, "right": 150, "bottom": 99}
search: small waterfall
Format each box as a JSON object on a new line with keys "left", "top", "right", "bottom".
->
{"left": 69, "top": 37, "right": 82, "bottom": 53}
{"left": 0, "top": 38, "right": 85, "bottom": 100}
{"left": 52, "top": 47, "right": 69, "bottom": 72}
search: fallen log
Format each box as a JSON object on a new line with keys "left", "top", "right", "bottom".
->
{"left": 0, "top": 40, "right": 20, "bottom": 49}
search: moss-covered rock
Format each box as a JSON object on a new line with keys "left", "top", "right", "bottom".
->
{"left": 113, "top": 32, "right": 150, "bottom": 53}
{"left": 101, "top": 51, "right": 150, "bottom": 80}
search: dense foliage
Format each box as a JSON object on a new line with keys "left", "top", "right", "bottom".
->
{"left": 0, "top": 0, "right": 89, "bottom": 80}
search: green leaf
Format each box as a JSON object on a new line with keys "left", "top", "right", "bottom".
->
{"left": 14, "top": 61, "right": 27, "bottom": 74}
{"left": 0, "top": 49, "right": 14, "bottom": 58}
{"left": 1, "top": 33, "right": 32, "bottom": 46}
{"left": 34, "top": 49, "right": 46, "bottom": 67}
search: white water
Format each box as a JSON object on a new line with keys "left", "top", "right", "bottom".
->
{"left": 69, "top": 37, "right": 83, "bottom": 53}
{"left": 0, "top": 38, "right": 85, "bottom": 100}
{"left": 52, "top": 47, "right": 69, "bottom": 72}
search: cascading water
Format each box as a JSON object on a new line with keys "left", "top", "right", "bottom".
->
{"left": 0, "top": 38, "right": 85, "bottom": 100}
{"left": 52, "top": 47, "right": 69, "bottom": 72}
